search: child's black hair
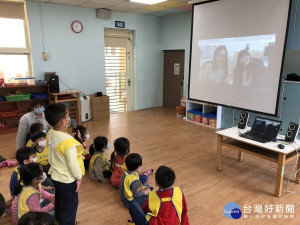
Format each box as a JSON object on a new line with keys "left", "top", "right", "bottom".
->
{"left": 31, "top": 99, "right": 44, "bottom": 109}
{"left": 125, "top": 153, "right": 142, "bottom": 172}
{"left": 45, "top": 103, "right": 67, "bottom": 126}
{"left": 31, "top": 131, "right": 46, "bottom": 142}
{"left": 155, "top": 166, "right": 176, "bottom": 189}
{"left": 25, "top": 123, "right": 44, "bottom": 144}
{"left": 89, "top": 136, "right": 108, "bottom": 156}
{"left": 16, "top": 147, "right": 36, "bottom": 165}
{"left": 111, "top": 137, "right": 130, "bottom": 168}
{"left": 18, "top": 211, "right": 54, "bottom": 225}
{"left": 0, "top": 193, "right": 5, "bottom": 218}
{"left": 14, "top": 163, "right": 43, "bottom": 197}
{"left": 72, "top": 125, "right": 87, "bottom": 144}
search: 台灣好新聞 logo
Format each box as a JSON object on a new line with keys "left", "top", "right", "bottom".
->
{"left": 223, "top": 202, "right": 242, "bottom": 219}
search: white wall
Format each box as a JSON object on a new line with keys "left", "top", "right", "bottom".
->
{"left": 26, "top": 1, "right": 163, "bottom": 110}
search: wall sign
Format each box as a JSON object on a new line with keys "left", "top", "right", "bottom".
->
{"left": 174, "top": 63, "right": 180, "bottom": 75}
{"left": 115, "top": 21, "right": 125, "bottom": 28}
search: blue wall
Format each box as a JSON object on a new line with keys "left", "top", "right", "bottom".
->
{"left": 160, "top": 12, "right": 192, "bottom": 96}
{"left": 26, "top": 1, "right": 163, "bottom": 110}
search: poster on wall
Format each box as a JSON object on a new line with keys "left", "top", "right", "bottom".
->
{"left": 174, "top": 63, "right": 180, "bottom": 75}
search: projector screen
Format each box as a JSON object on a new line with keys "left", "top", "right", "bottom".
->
{"left": 188, "top": 0, "right": 291, "bottom": 115}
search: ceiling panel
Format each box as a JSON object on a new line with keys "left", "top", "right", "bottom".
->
{"left": 31, "top": 0, "right": 192, "bottom": 16}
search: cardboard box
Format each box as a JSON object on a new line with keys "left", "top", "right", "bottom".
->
{"left": 89, "top": 95, "right": 110, "bottom": 120}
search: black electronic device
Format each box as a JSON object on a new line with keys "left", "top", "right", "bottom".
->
{"left": 238, "top": 111, "right": 249, "bottom": 129}
{"left": 284, "top": 122, "right": 299, "bottom": 143}
{"left": 45, "top": 73, "right": 60, "bottom": 93}
{"left": 239, "top": 116, "right": 282, "bottom": 143}
{"left": 278, "top": 144, "right": 285, "bottom": 149}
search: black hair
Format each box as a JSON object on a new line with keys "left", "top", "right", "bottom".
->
{"left": 25, "top": 123, "right": 44, "bottom": 144}
{"left": 0, "top": 193, "right": 5, "bottom": 218}
{"left": 14, "top": 163, "right": 43, "bottom": 197}
{"left": 16, "top": 147, "right": 36, "bottom": 165}
{"left": 111, "top": 137, "right": 130, "bottom": 168}
{"left": 89, "top": 136, "right": 108, "bottom": 156}
{"left": 45, "top": 103, "right": 67, "bottom": 126}
{"left": 155, "top": 166, "right": 176, "bottom": 189}
{"left": 18, "top": 211, "right": 54, "bottom": 225}
{"left": 125, "top": 153, "right": 142, "bottom": 172}
{"left": 31, "top": 131, "right": 46, "bottom": 142}
{"left": 72, "top": 125, "right": 87, "bottom": 144}
{"left": 31, "top": 99, "right": 44, "bottom": 109}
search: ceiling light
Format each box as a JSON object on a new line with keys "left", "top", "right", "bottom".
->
{"left": 130, "top": 0, "right": 167, "bottom": 5}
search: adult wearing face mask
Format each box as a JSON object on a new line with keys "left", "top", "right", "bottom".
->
{"left": 16, "top": 100, "right": 50, "bottom": 151}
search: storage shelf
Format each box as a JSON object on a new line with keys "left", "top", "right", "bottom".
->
{"left": 0, "top": 85, "right": 50, "bottom": 134}
{"left": 0, "top": 98, "right": 49, "bottom": 104}
{"left": 185, "top": 118, "right": 216, "bottom": 128}
{"left": 0, "top": 85, "right": 48, "bottom": 89}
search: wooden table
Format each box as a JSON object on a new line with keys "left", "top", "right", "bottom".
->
{"left": 216, "top": 127, "right": 300, "bottom": 197}
{"left": 50, "top": 91, "right": 81, "bottom": 126}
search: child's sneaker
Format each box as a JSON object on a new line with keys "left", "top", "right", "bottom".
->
{"left": 127, "top": 219, "right": 135, "bottom": 225}
{"left": 75, "top": 218, "right": 80, "bottom": 224}
{"left": 143, "top": 169, "right": 153, "bottom": 175}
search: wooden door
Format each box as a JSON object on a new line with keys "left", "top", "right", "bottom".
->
{"left": 163, "top": 50, "right": 185, "bottom": 108}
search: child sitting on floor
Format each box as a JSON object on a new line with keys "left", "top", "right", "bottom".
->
{"left": 89, "top": 136, "right": 112, "bottom": 183}
{"left": 11, "top": 163, "right": 55, "bottom": 225}
{"left": 9, "top": 147, "right": 54, "bottom": 198}
{"left": 72, "top": 125, "right": 91, "bottom": 169}
{"left": 120, "top": 153, "right": 151, "bottom": 208}
{"left": 110, "top": 138, "right": 153, "bottom": 189}
{"left": 31, "top": 131, "right": 51, "bottom": 176}
{"left": 25, "top": 122, "right": 44, "bottom": 147}
{"left": 129, "top": 166, "right": 190, "bottom": 225}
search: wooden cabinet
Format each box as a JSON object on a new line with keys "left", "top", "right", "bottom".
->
{"left": 0, "top": 85, "right": 50, "bottom": 133}
{"left": 50, "top": 91, "right": 81, "bottom": 126}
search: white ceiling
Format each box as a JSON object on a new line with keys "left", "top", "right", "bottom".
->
{"left": 30, "top": 0, "right": 192, "bottom": 16}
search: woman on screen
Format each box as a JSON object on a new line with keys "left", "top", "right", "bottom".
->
{"left": 233, "top": 49, "right": 267, "bottom": 88}
{"left": 199, "top": 45, "right": 229, "bottom": 83}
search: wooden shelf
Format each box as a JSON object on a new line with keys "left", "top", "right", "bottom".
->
{"left": 51, "top": 91, "right": 81, "bottom": 125}
{"left": 0, "top": 85, "right": 50, "bottom": 133}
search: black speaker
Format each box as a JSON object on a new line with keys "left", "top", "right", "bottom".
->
{"left": 45, "top": 74, "right": 60, "bottom": 93}
{"left": 284, "top": 122, "right": 299, "bottom": 143}
{"left": 238, "top": 111, "right": 249, "bottom": 129}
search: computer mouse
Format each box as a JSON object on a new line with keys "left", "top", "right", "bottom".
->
{"left": 278, "top": 144, "right": 285, "bottom": 149}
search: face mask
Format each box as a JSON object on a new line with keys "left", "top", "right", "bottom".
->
{"left": 32, "top": 157, "right": 38, "bottom": 163}
{"left": 38, "top": 140, "right": 46, "bottom": 148}
{"left": 86, "top": 133, "right": 90, "bottom": 141}
{"left": 34, "top": 106, "right": 45, "bottom": 115}
{"left": 105, "top": 142, "right": 111, "bottom": 151}
{"left": 43, "top": 130, "right": 47, "bottom": 134}
{"left": 65, "top": 117, "right": 71, "bottom": 128}
{"left": 38, "top": 172, "right": 47, "bottom": 183}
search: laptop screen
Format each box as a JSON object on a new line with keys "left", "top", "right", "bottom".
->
{"left": 251, "top": 116, "right": 282, "bottom": 139}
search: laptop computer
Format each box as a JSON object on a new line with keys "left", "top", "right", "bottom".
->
{"left": 239, "top": 116, "right": 282, "bottom": 143}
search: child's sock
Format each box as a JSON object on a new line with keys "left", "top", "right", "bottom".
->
{"left": 6, "top": 161, "right": 19, "bottom": 167}
{"left": 0, "top": 161, "right": 7, "bottom": 168}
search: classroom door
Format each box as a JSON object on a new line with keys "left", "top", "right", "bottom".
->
{"left": 104, "top": 29, "right": 133, "bottom": 113}
{"left": 163, "top": 50, "right": 184, "bottom": 108}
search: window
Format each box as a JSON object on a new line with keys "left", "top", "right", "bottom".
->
{"left": 0, "top": 1, "right": 33, "bottom": 83}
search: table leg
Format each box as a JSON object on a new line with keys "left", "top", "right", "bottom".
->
{"left": 297, "top": 153, "right": 300, "bottom": 184}
{"left": 275, "top": 153, "right": 286, "bottom": 197}
{"left": 238, "top": 151, "right": 243, "bottom": 162}
{"left": 216, "top": 135, "right": 223, "bottom": 171}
